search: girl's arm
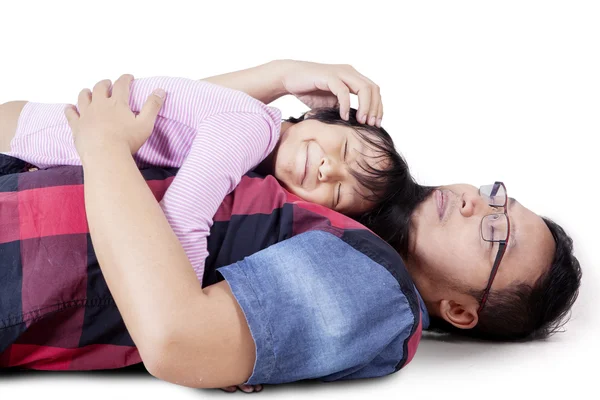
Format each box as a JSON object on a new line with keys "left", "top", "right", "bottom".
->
{"left": 125, "top": 77, "right": 281, "bottom": 282}
{"left": 201, "top": 60, "right": 287, "bottom": 105}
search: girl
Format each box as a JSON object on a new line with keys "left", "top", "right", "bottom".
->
{"left": 0, "top": 60, "right": 412, "bottom": 283}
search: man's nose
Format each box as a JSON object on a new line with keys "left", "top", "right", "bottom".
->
{"left": 459, "top": 191, "right": 489, "bottom": 218}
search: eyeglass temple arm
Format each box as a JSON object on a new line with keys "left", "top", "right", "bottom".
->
{"left": 477, "top": 241, "right": 507, "bottom": 313}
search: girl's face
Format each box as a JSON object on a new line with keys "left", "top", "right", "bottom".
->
{"left": 270, "top": 119, "right": 387, "bottom": 215}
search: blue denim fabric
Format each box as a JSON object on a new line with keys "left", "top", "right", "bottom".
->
{"left": 217, "top": 230, "right": 427, "bottom": 385}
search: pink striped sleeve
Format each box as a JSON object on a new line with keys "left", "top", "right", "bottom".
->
{"left": 128, "top": 77, "right": 281, "bottom": 169}
{"left": 7, "top": 77, "right": 280, "bottom": 170}
{"left": 6, "top": 76, "right": 282, "bottom": 283}
{"left": 126, "top": 78, "right": 282, "bottom": 282}
{"left": 159, "top": 112, "right": 280, "bottom": 282}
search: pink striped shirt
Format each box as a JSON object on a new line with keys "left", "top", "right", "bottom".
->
{"left": 5, "top": 77, "right": 282, "bottom": 282}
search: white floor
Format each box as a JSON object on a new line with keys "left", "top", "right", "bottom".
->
{"left": 1, "top": 1, "right": 598, "bottom": 399}
{"left": 1, "top": 317, "right": 596, "bottom": 399}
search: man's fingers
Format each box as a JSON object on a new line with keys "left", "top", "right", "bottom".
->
{"left": 337, "top": 73, "right": 370, "bottom": 124}
{"left": 139, "top": 88, "right": 166, "bottom": 126}
{"left": 376, "top": 101, "right": 384, "bottom": 128}
{"left": 367, "top": 84, "right": 381, "bottom": 126}
{"left": 77, "top": 89, "right": 92, "bottom": 112}
{"left": 353, "top": 72, "right": 381, "bottom": 127}
{"left": 336, "top": 66, "right": 384, "bottom": 126}
{"left": 355, "top": 85, "right": 372, "bottom": 124}
{"left": 238, "top": 384, "right": 257, "bottom": 393}
{"left": 64, "top": 105, "right": 79, "bottom": 127}
{"left": 113, "top": 74, "right": 134, "bottom": 103}
{"left": 92, "top": 79, "right": 112, "bottom": 99}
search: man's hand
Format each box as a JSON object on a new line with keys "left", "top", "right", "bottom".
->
{"left": 65, "top": 74, "right": 165, "bottom": 157}
{"left": 220, "top": 384, "right": 263, "bottom": 393}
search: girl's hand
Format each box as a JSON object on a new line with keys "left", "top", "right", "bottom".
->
{"left": 279, "top": 60, "right": 383, "bottom": 127}
{"left": 65, "top": 74, "right": 165, "bottom": 157}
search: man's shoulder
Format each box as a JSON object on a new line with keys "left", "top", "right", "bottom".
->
{"left": 275, "top": 229, "right": 426, "bottom": 376}
{"left": 223, "top": 228, "right": 425, "bottom": 383}
{"left": 290, "top": 229, "right": 415, "bottom": 293}
{"left": 221, "top": 174, "right": 419, "bottom": 295}
{"left": 230, "top": 174, "right": 404, "bottom": 267}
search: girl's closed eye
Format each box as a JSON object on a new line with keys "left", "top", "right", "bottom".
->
{"left": 335, "top": 139, "right": 348, "bottom": 207}
{"left": 343, "top": 139, "right": 348, "bottom": 162}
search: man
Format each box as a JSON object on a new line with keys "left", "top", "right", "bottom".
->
{"left": 371, "top": 182, "right": 582, "bottom": 341}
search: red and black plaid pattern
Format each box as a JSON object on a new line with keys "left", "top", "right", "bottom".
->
{"left": 0, "top": 154, "right": 422, "bottom": 372}
{"left": 0, "top": 154, "right": 176, "bottom": 370}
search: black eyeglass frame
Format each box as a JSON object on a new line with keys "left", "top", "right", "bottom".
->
{"left": 478, "top": 181, "right": 511, "bottom": 313}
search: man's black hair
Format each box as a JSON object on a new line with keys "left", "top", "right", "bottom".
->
{"left": 427, "top": 217, "right": 582, "bottom": 341}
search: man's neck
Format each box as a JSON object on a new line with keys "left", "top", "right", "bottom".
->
{"left": 404, "top": 255, "right": 439, "bottom": 317}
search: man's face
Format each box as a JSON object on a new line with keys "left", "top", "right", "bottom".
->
{"left": 409, "top": 184, "right": 556, "bottom": 302}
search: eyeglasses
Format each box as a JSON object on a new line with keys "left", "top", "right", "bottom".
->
{"left": 478, "top": 182, "right": 511, "bottom": 313}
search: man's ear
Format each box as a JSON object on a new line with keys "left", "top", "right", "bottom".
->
{"left": 438, "top": 299, "right": 479, "bottom": 329}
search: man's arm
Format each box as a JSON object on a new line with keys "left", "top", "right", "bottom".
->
{"left": 67, "top": 76, "right": 256, "bottom": 388}
{"left": 77, "top": 139, "right": 417, "bottom": 387}
{"left": 176, "top": 230, "right": 420, "bottom": 386}
{"left": 81, "top": 145, "right": 255, "bottom": 387}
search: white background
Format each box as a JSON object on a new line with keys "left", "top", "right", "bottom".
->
{"left": 0, "top": 0, "right": 598, "bottom": 399}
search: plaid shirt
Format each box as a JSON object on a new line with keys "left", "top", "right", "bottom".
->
{"left": 0, "top": 154, "right": 428, "bottom": 384}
